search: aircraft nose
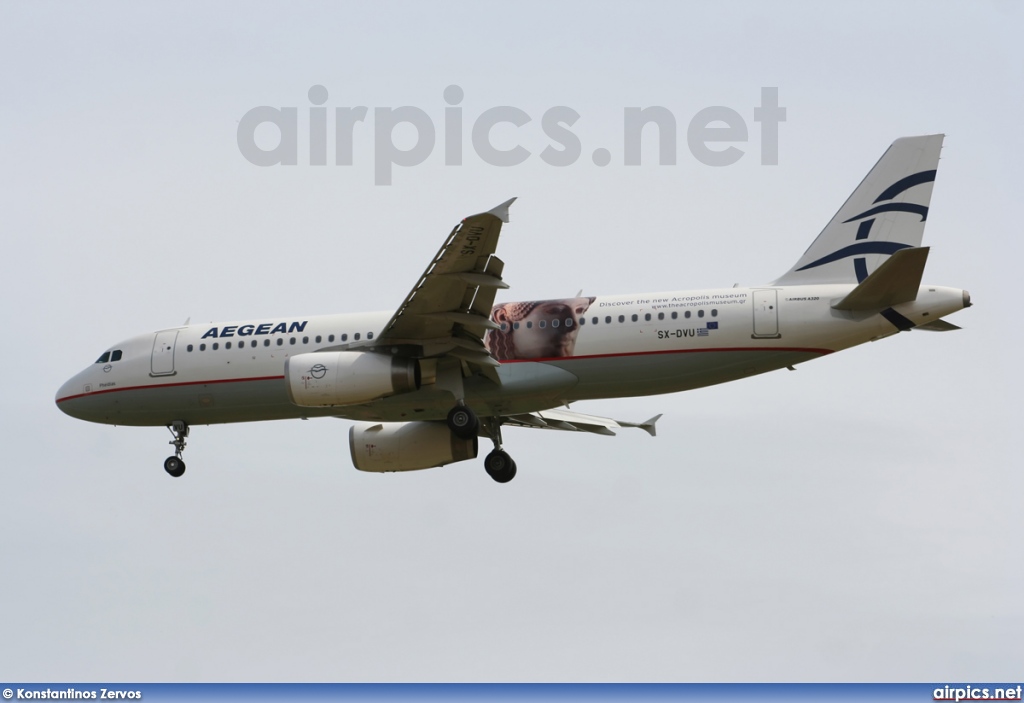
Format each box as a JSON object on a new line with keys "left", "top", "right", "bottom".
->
{"left": 55, "top": 372, "right": 87, "bottom": 419}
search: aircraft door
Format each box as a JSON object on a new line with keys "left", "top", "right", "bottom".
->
{"left": 752, "top": 289, "right": 780, "bottom": 339}
{"left": 151, "top": 330, "right": 178, "bottom": 376}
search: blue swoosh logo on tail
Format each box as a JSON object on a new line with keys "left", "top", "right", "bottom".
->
{"left": 796, "top": 241, "right": 913, "bottom": 271}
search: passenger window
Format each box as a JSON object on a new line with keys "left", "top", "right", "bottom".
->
{"left": 354, "top": 333, "right": 361, "bottom": 340}
{"left": 200, "top": 344, "right": 206, "bottom": 351}
{"left": 605, "top": 316, "right": 611, "bottom": 324}
{"left": 328, "top": 334, "right": 334, "bottom": 342}
{"left": 565, "top": 318, "right": 573, "bottom": 327}
{"left": 658, "top": 313, "right": 664, "bottom": 320}
{"left": 277, "top": 338, "right": 283, "bottom": 346}
{"left": 368, "top": 331, "right": 374, "bottom": 339}
{"left": 96, "top": 352, "right": 111, "bottom": 364}
{"left": 631, "top": 314, "right": 638, "bottom": 322}
{"left": 593, "top": 317, "right": 599, "bottom": 325}
{"left": 711, "top": 309, "right": 718, "bottom": 317}
{"left": 698, "top": 310, "right": 704, "bottom": 318}
{"left": 263, "top": 339, "right": 270, "bottom": 347}
{"left": 341, "top": 334, "right": 348, "bottom": 342}
{"left": 526, "top": 322, "right": 532, "bottom": 329}
{"left": 315, "top": 335, "right": 321, "bottom": 343}
{"left": 618, "top": 315, "right": 625, "bottom": 323}
{"left": 671, "top": 312, "right": 678, "bottom": 319}
{"left": 644, "top": 313, "right": 651, "bottom": 322}
{"left": 212, "top": 343, "right": 219, "bottom": 350}
{"left": 501, "top": 323, "right": 508, "bottom": 331}
{"left": 302, "top": 336, "right": 308, "bottom": 344}
{"left": 513, "top": 322, "right": 520, "bottom": 330}
{"left": 225, "top": 342, "right": 232, "bottom": 349}
{"left": 539, "top": 320, "right": 546, "bottom": 328}
{"left": 187, "top": 344, "right": 194, "bottom": 352}
{"left": 685, "top": 311, "right": 691, "bottom": 319}
{"left": 290, "top": 337, "right": 296, "bottom": 345}
{"left": 579, "top": 317, "right": 586, "bottom": 326}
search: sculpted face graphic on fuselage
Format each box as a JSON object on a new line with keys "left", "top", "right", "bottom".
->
{"left": 486, "top": 297, "right": 596, "bottom": 361}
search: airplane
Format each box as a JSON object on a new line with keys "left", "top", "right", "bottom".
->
{"left": 55, "top": 134, "right": 970, "bottom": 483}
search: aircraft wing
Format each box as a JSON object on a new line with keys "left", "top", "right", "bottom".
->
{"left": 502, "top": 409, "right": 662, "bottom": 437}
{"left": 372, "top": 198, "right": 516, "bottom": 383}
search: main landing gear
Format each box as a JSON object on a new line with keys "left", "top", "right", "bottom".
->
{"left": 484, "top": 448, "right": 516, "bottom": 484}
{"left": 446, "top": 404, "right": 517, "bottom": 483}
{"left": 164, "top": 420, "right": 189, "bottom": 478}
{"left": 446, "top": 403, "right": 480, "bottom": 439}
{"left": 480, "top": 416, "right": 516, "bottom": 484}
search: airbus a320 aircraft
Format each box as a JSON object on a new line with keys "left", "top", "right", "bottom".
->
{"left": 56, "top": 135, "right": 970, "bottom": 483}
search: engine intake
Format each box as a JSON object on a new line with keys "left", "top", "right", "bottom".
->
{"left": 286, "top": 352, "right": 420, "bottom": 407}
{"left": 349, "top": 421, "right": 478, "bottom": 472}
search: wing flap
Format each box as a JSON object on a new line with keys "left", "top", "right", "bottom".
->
{"left": 372, "top": 199, "right": 515, "bottom": 381}
{"left": 380, "top": 199, "right": 515, "bottom": 342}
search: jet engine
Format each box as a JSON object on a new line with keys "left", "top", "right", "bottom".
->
{"left": 349, "top": 421, "right": 478, "bottom": 472}
{"left": 286, "top": 351, "right": 420, "bottom": 407}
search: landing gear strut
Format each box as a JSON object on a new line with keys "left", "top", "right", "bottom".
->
{"left": 164, "top": 420, "right": 189, "bottom": 478}
{"left": 481, "top": 417, "right": 516, "bottom": 483}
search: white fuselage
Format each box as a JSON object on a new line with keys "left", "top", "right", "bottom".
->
{"left": 55, "top": 284, "right": 968, "bottom": 428}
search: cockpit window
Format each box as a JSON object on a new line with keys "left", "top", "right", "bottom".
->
{"left": 96, "top": 352, "right": 111, "bottom": 364}
{"left": 110, "top": 350, "right": 123, "bottom": 362}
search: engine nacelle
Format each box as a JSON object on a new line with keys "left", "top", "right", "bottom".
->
{"left": 285, "top": 352, "right": 419, "bottom": 407}
{"left": 349, "top": 421, "right": 478, "bottom": 472}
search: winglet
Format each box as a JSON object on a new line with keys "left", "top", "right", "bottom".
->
{"left": 639, "top": 414, "right": 662, "bottom": 437}
{"left": 486, "top": 197, "right": 517, "bottom": 223}
{"left": 621, "top": 413, "right": 663, "bottom": 437}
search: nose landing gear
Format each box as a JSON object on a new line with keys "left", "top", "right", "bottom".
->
{"left": 164, "top": 420, "right": 189, "bottom": 477}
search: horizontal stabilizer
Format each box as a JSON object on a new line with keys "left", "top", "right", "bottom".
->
{"left": 832, "top": 247, "right": 929, "bottom": 311}
{"left": 914, "top": 319, "right": 961, "bottom": 332}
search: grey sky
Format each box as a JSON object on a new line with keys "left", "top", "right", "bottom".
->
{"left": 1, "top": 0, "right": 1020, "bottom": 682}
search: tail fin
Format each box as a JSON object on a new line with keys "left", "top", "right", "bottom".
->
{"left": 773, "top": 134, "right": 944, "bottom": 286}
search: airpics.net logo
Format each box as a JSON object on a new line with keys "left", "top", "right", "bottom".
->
{"left": 236, "top": 85, "right": 787, "bottom": 185}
